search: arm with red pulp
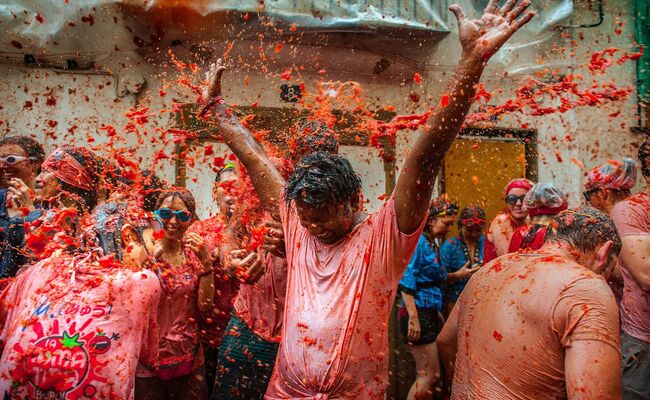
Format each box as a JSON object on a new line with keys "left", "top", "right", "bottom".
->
{"left": 393, "top": 0, "right": 534, "bottom": 234}
{"left": 201, "top": 63, "right": 284, "bottom": 221}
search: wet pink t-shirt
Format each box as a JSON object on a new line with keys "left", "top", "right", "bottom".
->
{"left": 233, "top": 253, "right": 287, "bottom": 343}
{"left": 611, "top": 192, "right": 650, "bottom": 343}
{"left": 265, "top": 198, "right": 424, "bottom": 399}
{"left": 0, "top": 255, "right": 161, "bottom": 400}
{"left": 140, "top": 249, "right": 205, "bottom": 376}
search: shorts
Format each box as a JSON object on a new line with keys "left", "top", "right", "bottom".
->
{"left": 212, "top": 314, "right": 279, "bottom": 400}
{"left": 399, "top": 307, "right": 441, "bottom": 346}
{"left": 622, "top": 331, "right": 650, "bottom": 400}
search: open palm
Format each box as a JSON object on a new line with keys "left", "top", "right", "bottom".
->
{"left": 450, "top": 0, "right": 534, "bottom": 61}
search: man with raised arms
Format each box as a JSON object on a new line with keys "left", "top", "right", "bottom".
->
{"left": 201, "top": 1, "right": 534, "bottom": 397}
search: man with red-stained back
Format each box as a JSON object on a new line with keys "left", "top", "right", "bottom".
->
{"left": 438, "top": 208, "right": 622, "bottom": 400}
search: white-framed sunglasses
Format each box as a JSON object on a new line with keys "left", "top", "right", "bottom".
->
{"left": 0, "top": 155, "right": 37, "bottom": 165}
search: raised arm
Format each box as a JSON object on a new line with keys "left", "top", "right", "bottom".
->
{"left": 393, "top": 0, "right": 534, "bottom": 234}
{"left": 202, "top": 62, "right": 285, "bottom": 220}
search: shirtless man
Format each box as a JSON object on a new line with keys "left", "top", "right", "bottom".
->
{"left": 438, "top": 207, "right": 622, "bottom": 400}
{"left": 202, "top": 1, "right": 534, "bottom": 397}
{"left": 484, "top": 178, "right": 533, "bottom": 262}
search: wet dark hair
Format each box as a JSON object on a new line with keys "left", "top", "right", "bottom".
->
{"left": 639, "top": 140, "right": 650, "bottom": 178}
{"left": 141, "top": 170, "right": 164, "bottom": 212}
{"left": 545, "top": 207, "right": 622, "bottom": 256}
{"left": 155, "top": 186, "right": 197, "bottom": 219}
{"left": 58, "top": 146, "right": 101, "bottom": 212}
{"left": 0, "top": 135, "right": 45, "bottom": 170}
{"left": 457, "top": 205, "right": 486, "bottom": 228}
{"left": 285, "top": 152, "right": 362, "bottom": 206}
{"left": 289, "top": 120, "right": 339, "bottom": 164}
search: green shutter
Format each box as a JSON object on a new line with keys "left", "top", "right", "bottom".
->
{"left": 635, "top": 0, "right": 650, "bottom": 105}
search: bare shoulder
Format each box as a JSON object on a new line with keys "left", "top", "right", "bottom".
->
{"left": 491, "top": 213, "right": 510, "bottom": 225}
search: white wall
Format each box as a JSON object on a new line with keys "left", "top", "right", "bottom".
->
{"left": 0, "top": 0, "right": 642, "bottom": 215}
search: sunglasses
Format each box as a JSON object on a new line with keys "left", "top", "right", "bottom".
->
{"left": 460, "top": 218, "right": 485, "bottom": 228}
{"left": 0, "top": 155, "right": 36, "bottom": 165}
{"left": 155, "top": 207, "right": 192, "bottom": 222}
{"left": 505, "top": 194, "right": 526, "bottom": 205}
{"left": 583, "top": 189, "right": 600, "bottom": 202}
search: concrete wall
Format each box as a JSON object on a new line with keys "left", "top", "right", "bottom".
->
{"left": 0, "top": 0, "right": 643, "bottom": 219}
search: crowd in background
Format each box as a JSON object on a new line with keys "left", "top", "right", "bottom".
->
{"left": 0, "top": 1, "right": 647, "bottom": 398}
{"left": 0, "top": 133, "right": 647, "bottom": 400}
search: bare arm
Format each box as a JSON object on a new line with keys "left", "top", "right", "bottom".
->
{"left": 393, "top": 0, "right": 534, "bottom": 234}
{"left": 565, "top": 340, "right": 622, "bottom": 399}
{"left": 437, "top": 301, "right": 460, "bottom": 386}
{"left": 185, "top": 232, "right": 215, "bottom": 313}
{"left": 447, "top": 261, "right": 480, "bottom": 282}
{"left": 202, "top": 63, "right": 284, "bottom": 220}
{"left": 401, "top": 292, "right": 421, "bottom": 342}
{"left": 619, "top": 235, "right": 650, "bottom": 291}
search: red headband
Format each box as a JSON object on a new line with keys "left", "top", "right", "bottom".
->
{"left": 505, "top": 179, "right": 533, "bottom": 195}
{"left": 527, "top": 204, "right": 568, "bottom": 217}
{"left": 42, "top": 148, "right": 94, "bottom": 191}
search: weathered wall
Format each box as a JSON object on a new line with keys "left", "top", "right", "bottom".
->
{"left": 0, "top": 0, "right": 643, "bottom": 218}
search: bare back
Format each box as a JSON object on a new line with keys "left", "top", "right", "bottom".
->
{"left": 450, "top": 253, "right": 620, "bottom": 400}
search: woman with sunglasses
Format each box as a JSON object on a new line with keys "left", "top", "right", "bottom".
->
{"left": 137, "top": 187, "right": 214, "bottom": 400}
{"left": 398, "top": 197, "right": 458, "bottom": 400}
{"left": 508, "top": 182, "right": 568, "bottom": 252}
{"left": 439, "top": 205, "right": 487, "bottom": 313}
{"left": 484, "top": 178, "right": 533, "bottom": 263}
{"left": 0, "top": 136, "right": 45, "bottom": 279}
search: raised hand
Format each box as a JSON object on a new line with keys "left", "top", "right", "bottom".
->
{"left": 202, "top": 59, "right": 226, "bottom": 100}
{"left": 450, "top": 0, "right": 535, "bottom": 62}
{"left": 7, "top": 178, "right": 35, "bottom": 211}
{"left": 261, "top": 220, "right": 286, "bottom": 258}
{"left": 184, "top": 232, "right": 212, "bottom": 266}
{"left": 230, "top": 249, "right": 265, "bottom": 284}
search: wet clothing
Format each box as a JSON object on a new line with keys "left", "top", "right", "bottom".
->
{"left": 621, "top": 331, "right": 650, "bottom": 399}
{"left": 0, "top": 189, "right": 42, "bottom": 278}
{"left": 611, "top": 193, "right": 650, "bottom": 344}
{"left": 213, "top": 254, "right": 287, "bottom": 399}
{"left": 399, "top": 234, "right": 446, "bottom": 311}
{"left": 265, "top": 197, "right": 425, "bottom": 399}
{"left": 213, "top": 314, "right": 279, "bottom": 400}
{"left": 190, "top": 217, "right": 240, "bottom": 350}
{"left": 0, "top": 254, "right": 161, "bottom": 400}
{"left": 398, "top": 234, "right": 445, "bottom": 346}
{"left": 508, "top": 224, "right": 548, "bottom": 252}
{"left": 139, "top": 249, "right": 205, "bottom": 380}
{"left": 233, "top": 254, "right": 287, "bottom": 343}
{"left": 439, "top": 235, "right": 485, "bottom": 304}
{"left": 446, "top": 253, "right": 620, "bottom": 400}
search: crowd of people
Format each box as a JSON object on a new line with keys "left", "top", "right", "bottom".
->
{"left": 0, "top": 1, "right": 647, "bottom": 399}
